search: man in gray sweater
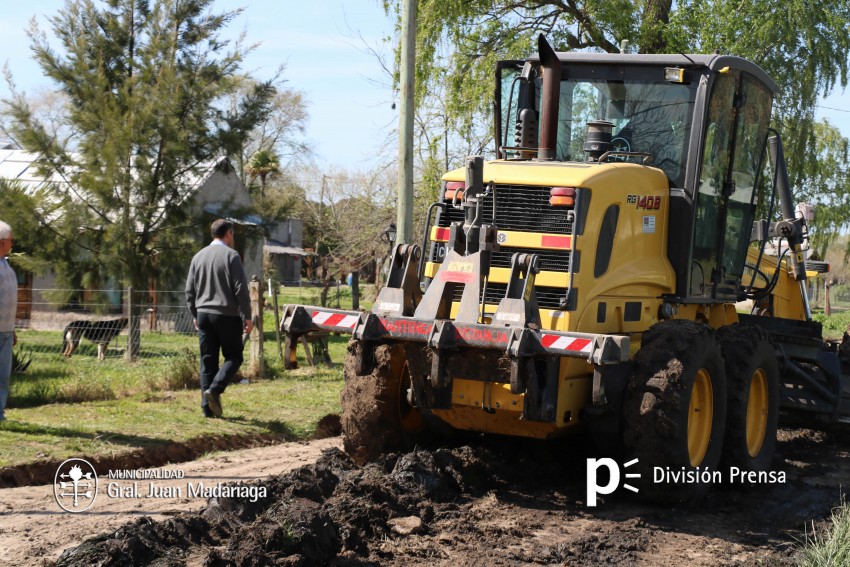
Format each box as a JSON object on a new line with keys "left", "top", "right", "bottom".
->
{"left": 185, "top": 219, "right": 254, "bottom": 417}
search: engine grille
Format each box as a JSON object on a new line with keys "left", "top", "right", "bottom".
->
{"left": 433, "top": 184, "right": 574, "bottom": 274}
{"left": 437, "top": 184, "right": 574, "bottom": 235}
{"left": 451, "top": 282, "right": 568, "bottom": 310}
{"left": 490, "top": 247, "right": 571, "bottom": 273}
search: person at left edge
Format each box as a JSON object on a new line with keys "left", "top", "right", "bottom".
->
{"left": 0, "top": 220, "right": 18, "bottom": 422}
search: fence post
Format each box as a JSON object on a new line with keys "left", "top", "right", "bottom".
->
{"left": 249, "top": 275, "right": 264, "bottom": 376}
{"left": 125, "top": 287, "right": 140, "bottom": 362}
{"left": 272, "top": 281, "right": 283, "bottom": 359}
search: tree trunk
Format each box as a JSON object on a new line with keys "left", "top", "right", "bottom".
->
{"left": 639, "top": 0, "right": 673, "bottom": 53}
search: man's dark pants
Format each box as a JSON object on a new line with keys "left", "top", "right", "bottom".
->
{"left": 197, "top": 311, "right": 243, "bottom": 416}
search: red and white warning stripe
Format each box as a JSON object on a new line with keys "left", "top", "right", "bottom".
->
{"left": 540, "top": 334, "right": 593, "bottom": 353}
{"left": 311, "top": 311, "right": 359, "bottom": 329}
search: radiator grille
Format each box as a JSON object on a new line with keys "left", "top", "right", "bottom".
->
{"left": 451, "top": 282, "right": 568, "bottom": 310}
{"left": 490, "top": 247, "right": 571, "bottom": 273}
{"left": 437, "top": 184, "right": 574, "bottom": 235}
{"left": 434, "top": 185, "right": 574, "bottom": 274}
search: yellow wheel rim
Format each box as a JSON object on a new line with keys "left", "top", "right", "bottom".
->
{"left": 688, "top": 369, "right": 714, "bottom": 467}
{"left": 746, "top": 368, "right": 769, "bottom": 458}
{"left": 398, "top": 364, "right": 424, "bottom": 433}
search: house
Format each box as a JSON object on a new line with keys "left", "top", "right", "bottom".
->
{"left": 0, "top": 149, "right": 307, "bottom": 329}
{"left": 264, "top": 218, "right": 311, "bottom": 284}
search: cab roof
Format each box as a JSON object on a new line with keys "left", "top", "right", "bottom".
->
{"left": 526, "top": 51, "right": 777, "bottom": 94}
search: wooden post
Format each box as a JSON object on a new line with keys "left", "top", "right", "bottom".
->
{"left": 125, "top": 287, "right": 140, "bottom": 362}
{"left": 249, "top": 275, "right": 265, "bottom": 376}
{"left": 351, "top": 271, "right": 360, "bottom": 310}
{"left": 825, "top": 278, "right": 832, "bottom": 317}
{"left": 272, "top": 280, "right": 283, "bottom": 359}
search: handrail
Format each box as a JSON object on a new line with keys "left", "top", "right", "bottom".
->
{"left": 598, "top": 151, "right": 653, "bottom": 164}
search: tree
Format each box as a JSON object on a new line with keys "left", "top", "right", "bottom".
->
{"left": 382, "top": 1, "right": 850, "bottom": 208}
{"left": 285, "top": 166, "right": 397, "bottom": 305}
{"left": 226, "top": 75, "right": 310, "bottom": 184}
{"left": 2, "top": 0, "right": 276, "bottom": 295}
{"left": 795, "top": 119, "right": 850, "bottom": 255}
{"left": 246, "top": 148, "right": 280, "bottom": 196}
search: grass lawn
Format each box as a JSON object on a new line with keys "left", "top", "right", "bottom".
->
{"left": 2, "top": 319, "right": 351, "bottom": 468}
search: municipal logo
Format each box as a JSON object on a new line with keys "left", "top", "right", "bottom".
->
{"left": 54, "top": 458, "right": 98, "bottom": 513}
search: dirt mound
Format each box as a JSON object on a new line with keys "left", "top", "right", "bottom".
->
{"left": 53, "top": 428, "right": 848, "bottom": 566}
{"left": 54, "top": 444, "right": 499, "bottom": 566}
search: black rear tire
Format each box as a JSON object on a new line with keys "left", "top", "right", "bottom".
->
{"left": 622, "top": 320, "right": 727, "bottom": 505}
{"left": 717, "top": 324, "right": 779, "bottom": 475}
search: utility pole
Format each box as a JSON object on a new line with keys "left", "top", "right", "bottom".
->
{"left": 397, "top": 0, "right": 416, "bottom": 244}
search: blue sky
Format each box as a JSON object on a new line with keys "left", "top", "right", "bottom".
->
{"left": 0, "top": 0, "right": 398, "bottom": 172}
{"left": 0, "top": 1, "right": 848, "bottom": 173}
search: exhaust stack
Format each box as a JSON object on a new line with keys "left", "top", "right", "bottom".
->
{"left": 537, "top": 34, "right": 561, "bottom": 161}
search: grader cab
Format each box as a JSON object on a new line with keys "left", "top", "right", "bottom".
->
{"left": 282, "top": 35, "right": 850, "bottom": 503}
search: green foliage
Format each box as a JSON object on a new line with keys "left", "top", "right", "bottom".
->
{"left": 246, "top": 148, "right": 281, "bottom": 196}
{"left": 801, "top": 497, "right": 850, "bottom": 567}
{"left": 2, "top": 0, "right": 277, "bottom": 292}
{"left": 812, "top": 311, "right": 850, "bottom": 339}
{"left": 0, "top": 180, "right": 63, "bottom": 278}
{"left": 383, "top": 1, "right": 850, "bottom": 232}
{"left": 794, "top": 120, "right": 850, "bottom": 253}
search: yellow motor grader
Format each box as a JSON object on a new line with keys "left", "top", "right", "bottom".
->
{"left": 282, "top": 36, "right": 849, "bottom": 502}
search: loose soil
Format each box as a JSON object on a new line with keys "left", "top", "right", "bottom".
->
{"left": 2, "top": 423, "right": 847, "bottom": 566}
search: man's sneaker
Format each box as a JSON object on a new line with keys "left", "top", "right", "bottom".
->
{"left": 204, "top": 390, "right": 223, "bottom": 417}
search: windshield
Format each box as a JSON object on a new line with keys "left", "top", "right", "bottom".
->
{"left": 538, "top": 66, "right": 697, "bottom": 187}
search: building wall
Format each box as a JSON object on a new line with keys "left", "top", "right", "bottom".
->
{"left": 190, "top": 166, "right": 264, "bottom": 282}
{"left": 268, "top": 219, "right": 305, "bottom": 282}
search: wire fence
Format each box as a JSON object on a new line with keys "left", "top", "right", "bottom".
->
{"left": 14, "top": 289, "right": 197, "bottom": 361}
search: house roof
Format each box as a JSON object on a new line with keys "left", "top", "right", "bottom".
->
{"left": 202, "top": 203, "right": 263, "bottom": 226}
{"left": 264, "top": 239, "right": 313, "bottom": 257}
{"left": 0, "top": 150, "right": 246, "bottom": 230}
{"left": 0, "top": 149, "right": 67, "bottom": 192}
{"left": 0, "top": 149, "right": 231, "bottom": 197}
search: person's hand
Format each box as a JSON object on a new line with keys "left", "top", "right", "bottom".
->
{"left": 244, "top": 319, "right": 254, "bottom": 336}
{"left": 193, "top": 319, "right": 198, "bottom": 331}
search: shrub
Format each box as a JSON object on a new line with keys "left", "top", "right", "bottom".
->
{"left": 801, "top": 498, "right": 850, "bottom": 566}
{"left": 813, "top": 311, "right": 850, "bottom": 339}
{"left": 58, "top": 378, "right": 116, "bottom": 403}
{"left": 12, "top": 345, "right": 33, "bottom": 374}
{"left": 154, "top": 349, "right": 200, "bottom": 391}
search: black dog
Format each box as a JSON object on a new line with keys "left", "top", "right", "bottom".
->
{"left": 62, "top": 318, "right": 129, "bottom": 360}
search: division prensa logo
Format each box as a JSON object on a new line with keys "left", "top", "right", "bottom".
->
{"left": 54, "top": 458, "right": 98, "bottom": 513}
{"left": 586, "top": 457, "right": 641, "bottom": 507}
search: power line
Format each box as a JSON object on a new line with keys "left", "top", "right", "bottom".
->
{"left": 817, "top": 105, "right": 850, "bottom": 114}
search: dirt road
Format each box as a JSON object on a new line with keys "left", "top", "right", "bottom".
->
{"left": 0, "top": 437, "right": 341, "bottom": 566}
{"left": 2, "top": 428, "right": 848, "bottom": 566}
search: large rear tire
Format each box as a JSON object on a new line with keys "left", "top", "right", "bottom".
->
{"left": 340, "top": 340, "right": 425, "bottom": 464}
{"left": 717, "top": 324, "right": 779, "bottom": 475}
{"left": 623, "top": 320, "right": 727, "bottom": 504}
